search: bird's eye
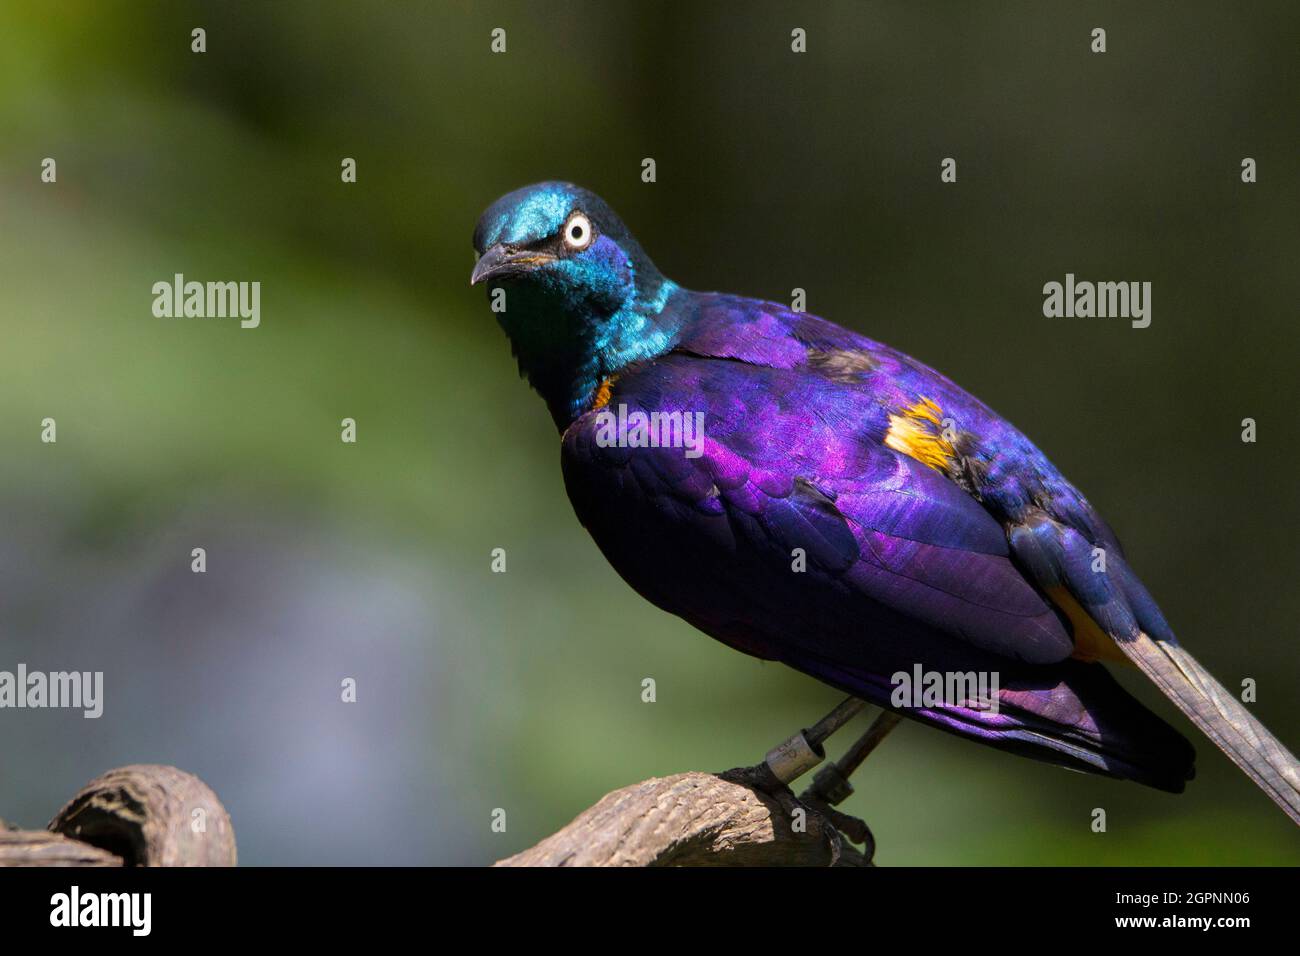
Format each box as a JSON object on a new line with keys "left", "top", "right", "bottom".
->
{"left": 563, "top": 212, "right": 594, "bottom": 251}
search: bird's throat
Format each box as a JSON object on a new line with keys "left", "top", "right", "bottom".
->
{"left": 497, "top": 279, "right": 684, "bottom": 429}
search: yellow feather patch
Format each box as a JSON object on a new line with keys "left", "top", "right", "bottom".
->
{"left": 884, "top": 397, "right": 956, "bottom": 472}
{"left": 1047, "top": 586, "right": 1132, "bottom": 665}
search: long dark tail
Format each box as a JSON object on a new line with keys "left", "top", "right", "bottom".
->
{"left": 1121, "top": 631, "right": 1300, "bottom": 824}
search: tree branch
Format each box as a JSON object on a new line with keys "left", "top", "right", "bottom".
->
{"left": 1, "top": 764, "right": 236, "bottom": 867}
{"left": 495, "top": 765, "right": 870, "bottom": 867}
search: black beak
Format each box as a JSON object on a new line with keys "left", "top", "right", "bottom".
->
{"left": 470, "top": 244, "right": 556, "bottom": 285}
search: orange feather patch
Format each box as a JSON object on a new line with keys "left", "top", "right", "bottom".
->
{"left": 592, "top": 375, "right": 618, "bottom": 411}
{"left": 1047, "top": 586, "right": 1132, "bottom": 665}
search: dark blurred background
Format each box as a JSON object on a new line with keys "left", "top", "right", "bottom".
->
{"left": 1, "top": 1, "right": 1297, "bottom": 864}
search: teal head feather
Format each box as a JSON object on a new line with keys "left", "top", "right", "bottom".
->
{"left": 472, "top": 182, "right": 682, "bottom": 426}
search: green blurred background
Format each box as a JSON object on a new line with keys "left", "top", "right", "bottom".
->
{"left": 1, "top": 1, "right": 1297, "bottom": 864}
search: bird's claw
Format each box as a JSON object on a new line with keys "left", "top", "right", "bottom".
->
{"left": 720, "top": 761, "right": 877, "bottom": 865}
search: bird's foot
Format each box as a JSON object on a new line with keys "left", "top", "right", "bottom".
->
{"left": 719, "top": 699, "right": 903, "bottom": 864}
{"left": 718, "top": 761, "right": 875, "bottom": 865}
{"left": 798, "top": 792, "right": 875, "bottom": 858}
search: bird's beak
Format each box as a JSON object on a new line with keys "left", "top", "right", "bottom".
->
{"left": 470, "top": 244, "right": 556, "bottom": 285}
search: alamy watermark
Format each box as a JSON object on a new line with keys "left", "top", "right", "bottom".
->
{"left": 594, "top": 403, "right": 705, "bottom": 459}
{"left": 50, "top": 886, "right": 150, "bottom": 936}
{"left": 0, "top": 664, "right": 103, "bottom": 718}
{"left": 1042, "top": 273, "right": 1151, "bottom": 328}
{"left": 891, "top": 665, "right": 1000, "bottom": 713}
{"left": 152, "top": 273, "right": 260, "bottom": 328}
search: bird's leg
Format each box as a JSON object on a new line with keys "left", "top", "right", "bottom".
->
{"left": 795, "top": 708, "right": 903, "bottom": 856}
{"left": 762, "top": 695, "right": 868, "bottom": 785}
{"left": 802, "top": 708, "right": 903, "bottom": 806}
{"left": 723, "top": 699, "right": 899, "bottom": 863}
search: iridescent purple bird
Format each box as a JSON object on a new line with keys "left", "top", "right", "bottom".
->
{"left": 472, "top": 182, "right": 1300, "bottom": 823}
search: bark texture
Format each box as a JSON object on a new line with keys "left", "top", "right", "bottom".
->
{"left": 495, "top": 766, "right": 869, "bottom": 867}
{"left": 1, "top": 764, "right": 236, "bottom": 867}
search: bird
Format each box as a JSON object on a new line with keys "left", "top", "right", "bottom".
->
{"left": 471, "top": 180, "right": 1300, "bottom": 824}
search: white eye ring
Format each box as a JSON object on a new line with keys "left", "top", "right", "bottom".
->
{"left": 563, "top": 212, "right": 594, "bottom": 251}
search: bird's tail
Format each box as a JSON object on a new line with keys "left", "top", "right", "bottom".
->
{"left": 1120, "top": 631, "right": 1300, "bottom": 824}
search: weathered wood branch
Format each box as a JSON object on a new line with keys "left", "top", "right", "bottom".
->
{"left": 495, "top": 764, "right": 871, "bottom": 867}
{"left": 1, "top": 764, "right": 236, "bottom": 867}
{"left": 6, "top": 762, "right": 863, "bottom": 866}
{"left": 0, "top": 829, "right": 124, "bottom": 867}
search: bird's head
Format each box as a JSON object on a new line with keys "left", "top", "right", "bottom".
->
{"left": 472, "top": 182, "right": 682, "bottom": 426}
